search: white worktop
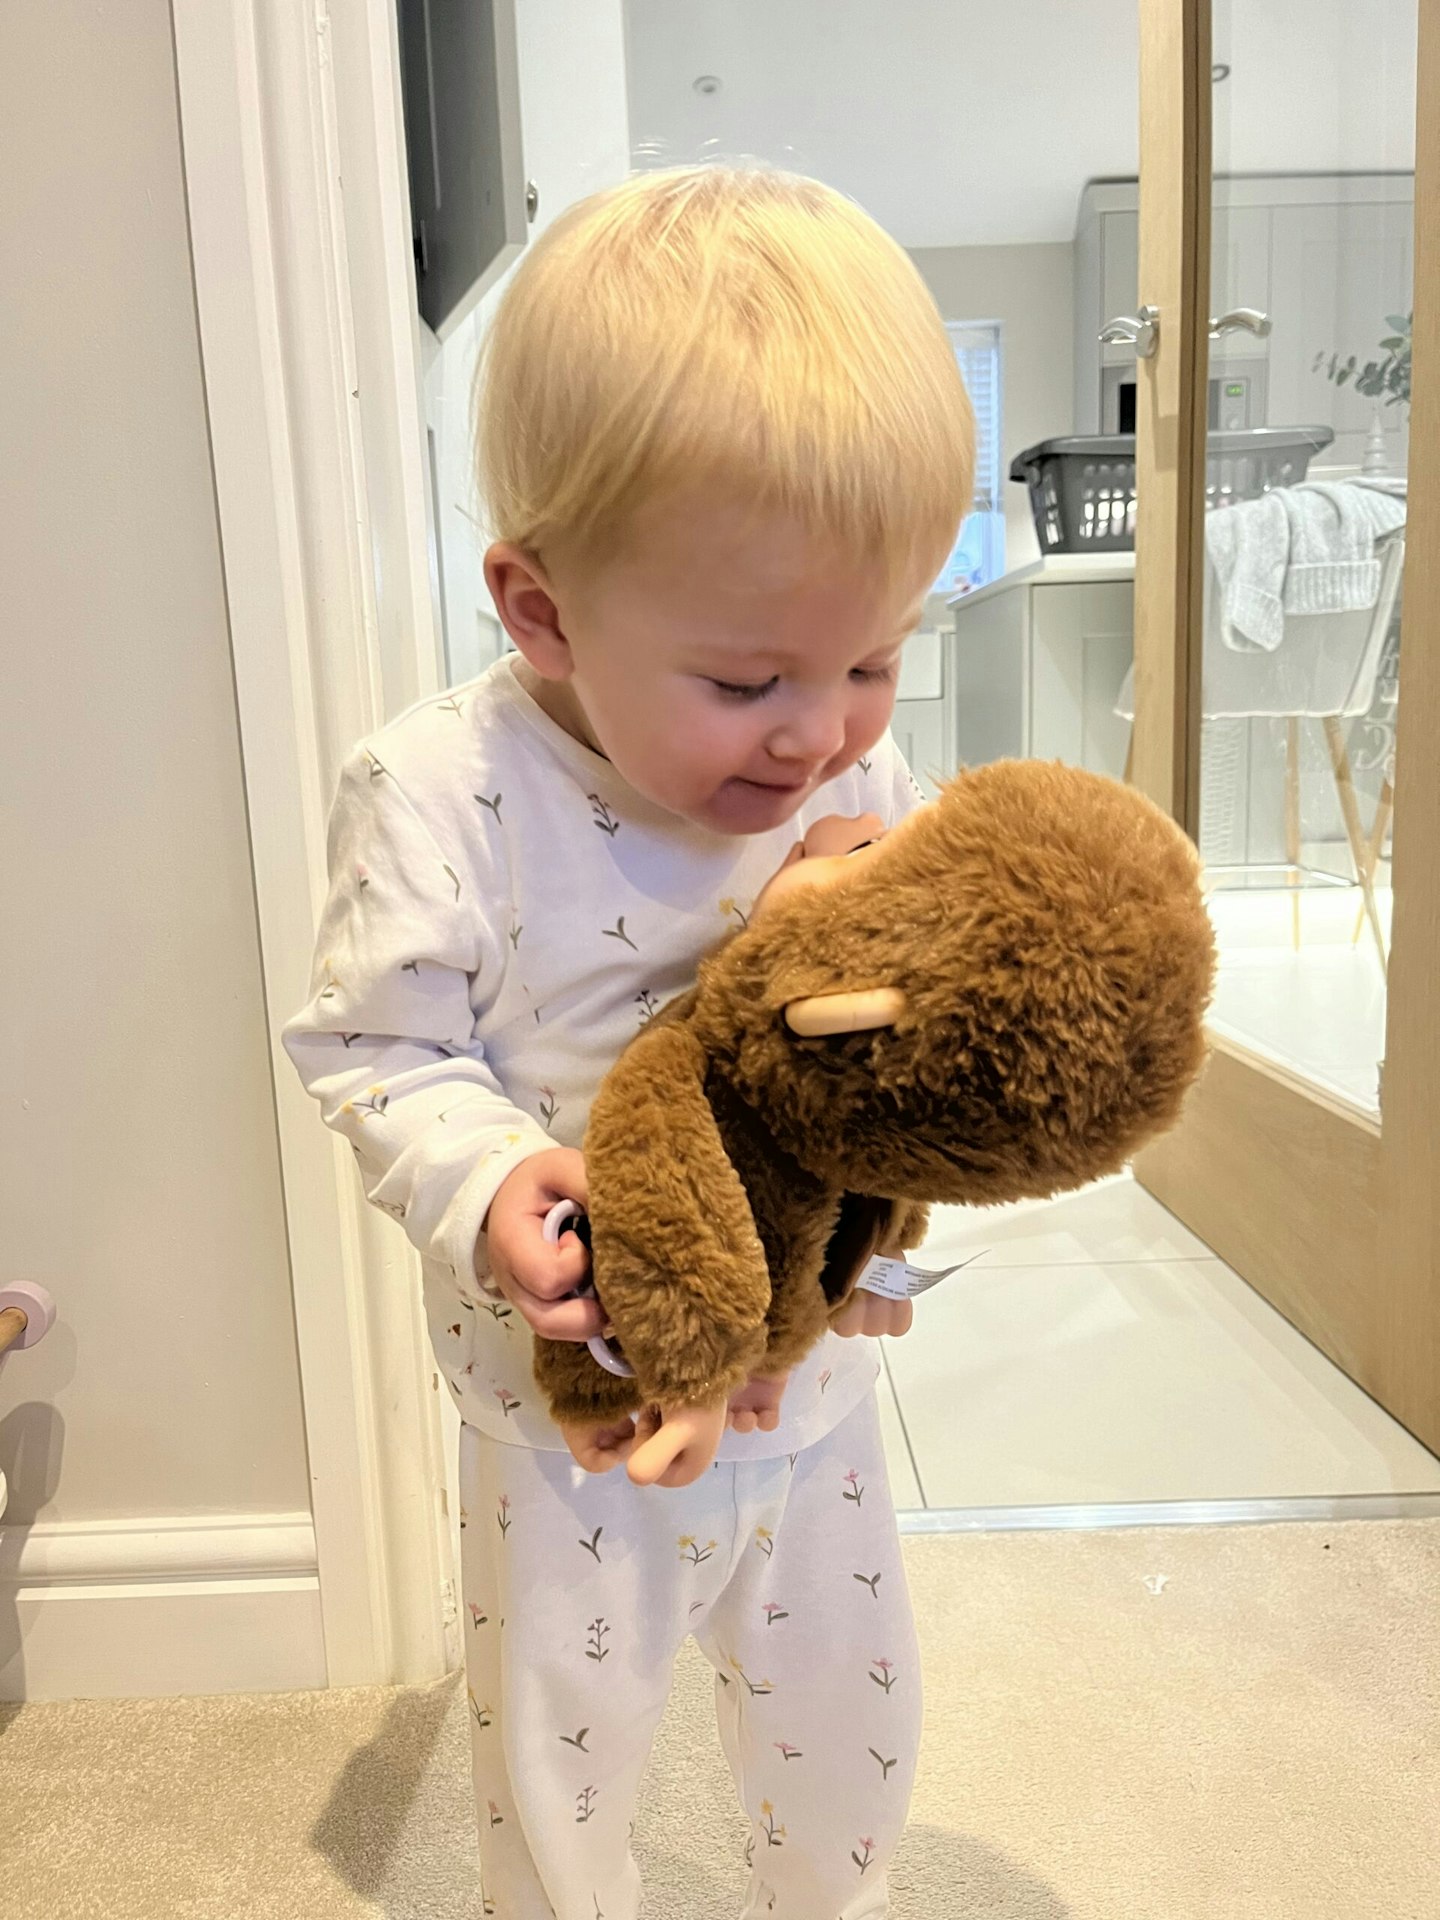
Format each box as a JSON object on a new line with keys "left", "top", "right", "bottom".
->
{"left": 949, "top": 550, "right": 1136, "bottom": 615}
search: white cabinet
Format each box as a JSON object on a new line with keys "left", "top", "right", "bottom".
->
{"left": 949, "top": 558, "right": 1135, "bottom": 779}
{"left": 1211, "top": 203, "right": 1272, "bottom": 330}
{"left": 891, "top": 621, "right": 957, "bottom": 796}
{"left": 1073, "top": 173, "right": 1414, "bottom": 460}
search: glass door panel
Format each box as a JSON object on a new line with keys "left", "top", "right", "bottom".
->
{"left": 1200, "top": 2, "right": 1417, "bottom": 1115}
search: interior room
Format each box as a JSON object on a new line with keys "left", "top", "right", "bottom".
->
{"left": 5, "top": 2, "right": 1438, "bottom": 1916}
{"left": 416, "top": 0, "right": 1433, "bottom": 1517}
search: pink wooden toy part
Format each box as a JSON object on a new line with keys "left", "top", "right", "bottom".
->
{"left": 0, "top": 1280, "right": 56, "bottom": 1354}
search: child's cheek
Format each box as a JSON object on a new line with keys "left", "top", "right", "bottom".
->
{"left": 849, "top": 685, "right": 897, "bottom": 764}
{"left": 710, "top": 700, "right": 757, "bottom": 765}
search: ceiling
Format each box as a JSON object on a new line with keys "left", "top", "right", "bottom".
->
{"left": 624, "top": 1, "right": 1418, "bottom": 251}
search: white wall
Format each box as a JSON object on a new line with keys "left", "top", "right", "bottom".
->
{"left": 625, "top": 0, "right": 1415, "bottom": 249}
{"left": 909, "top": 243, "right": 1076, "bottom": 571}
{"left": 426, "top": 0, "right": 632, "bottom": 686}
{"left": 1, "top": 0, "right": 311, "bottom": 1687}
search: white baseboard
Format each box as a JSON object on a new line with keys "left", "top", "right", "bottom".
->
{"left": 0, "top": 1511, "right": 326, "bottom": 1701}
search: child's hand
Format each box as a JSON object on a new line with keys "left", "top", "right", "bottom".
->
{"left": 627, "top": 1401, "right": 729, "bottom": 1488}
{"left": 831, "top": 1293, "right": 915, "bottom": 1339}
{"left": 795, "top": 812, "right": 887, "bottom": 860}
{"left": 482, "top": 1148, "right": 604, "bottom": 1341}
{"left": 755, "top": 812, "right": 886, "bottom": 916}
{"left": 559, "top": 1412, "right": 644, "bottom": 1475}
{"left": 726, "top": 1371, "right": 790, "bottom": 1434}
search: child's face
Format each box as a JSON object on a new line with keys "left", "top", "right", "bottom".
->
{"left": 495, "top": 494, "right": 936, "bottom": 836}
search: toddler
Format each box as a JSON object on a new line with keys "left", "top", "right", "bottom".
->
{"left": 285, "top": 164, "right": 974, "bottom": 1919}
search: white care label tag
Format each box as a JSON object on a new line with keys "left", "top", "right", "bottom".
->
{"left": 856, "top": 1251, "right": 984, "bottom": 1302}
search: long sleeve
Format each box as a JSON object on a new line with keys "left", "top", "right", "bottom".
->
{"left": 282, "top": 746, "right": 551, "bottom": 1288}
{"left": 278, "top": 661, "right": 896, "bottom": 1452}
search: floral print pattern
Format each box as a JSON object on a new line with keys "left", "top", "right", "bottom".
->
{"left": 457, "top": 1394, "right": 917, "bottom": 1916}
{"left": 287, "top": 664, "right": 920, "bottom": 1460}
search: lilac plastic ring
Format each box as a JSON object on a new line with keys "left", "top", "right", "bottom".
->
{"left": 541, "top": 1200, "right": 635, "bottom": 1379}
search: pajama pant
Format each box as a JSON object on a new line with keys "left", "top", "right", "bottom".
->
{"left": 458, "top": 1391, "right": 920, "bottom": 1919}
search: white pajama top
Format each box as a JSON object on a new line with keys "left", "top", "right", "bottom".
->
{"left": 283, "top": 655, "right": 924, "bottom": 1453}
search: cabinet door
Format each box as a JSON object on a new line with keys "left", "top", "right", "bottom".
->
{"left": 1210, "top": 201, "right": 1271, "bottom": 332}
{"left": 952, "top": 590, "right": 1028, "bottom": 769}
{"left": 892, "top": 626, "right": 954, "bottom": 793}
{"left": 1101, "top": 211, "right": 1141, "bottom": 367}
{"left": 1074, "top": 204, "right": 1105, "bottom": 433}
{"left": 1270, "top": 198, "right": 1414, "bottom": 462}
{"left": 1028, "top": 581, "right": 1134, "bottom": 776}
{"left": 398, "top": 0, "right": 527, "bottom": 339}
{"left": 890, "top": 700, "right": 950, "bottom": 797}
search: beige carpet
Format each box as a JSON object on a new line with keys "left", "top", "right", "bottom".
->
{"left": 4, "top": 1522, "right": 1438, "bottom": 1918}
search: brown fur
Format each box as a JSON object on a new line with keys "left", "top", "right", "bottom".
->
{"left": 534, "top": 761, "right": 1216, "bottom": 1424}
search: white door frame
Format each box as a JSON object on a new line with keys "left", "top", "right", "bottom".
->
{"left": 172, "top": 0, "right": 456, "bottom": 1685}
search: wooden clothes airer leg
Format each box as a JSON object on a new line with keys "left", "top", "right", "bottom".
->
{"left": 1322, "top": 715, "right": 1388, "bottom": 971}
{"left": 1285, "top": 716, "right": 1302, "bottom": 950}
{"left": 1352, "top": 774, "right": 1395, "bottom": 948}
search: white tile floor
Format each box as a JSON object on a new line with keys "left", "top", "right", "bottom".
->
{"left": 1206, "top": 884, "right": 1390, "bottom": 1111}
{"left": 879, "top": 1173, "right": 1440, "bottom": 1513}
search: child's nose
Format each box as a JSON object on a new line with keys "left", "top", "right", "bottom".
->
{"left": 766, "top": 696, "right": 847, "bottom": 767}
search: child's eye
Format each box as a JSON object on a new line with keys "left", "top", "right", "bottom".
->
{"left": 851, "top": 664, "right": 898, "bottom": 685}
{"left": 709, "top": 677, "right": 779, "bottom": 702}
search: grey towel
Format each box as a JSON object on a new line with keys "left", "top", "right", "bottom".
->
{"left": 1207, "top": 479, "right": 1407, "bottom": 652}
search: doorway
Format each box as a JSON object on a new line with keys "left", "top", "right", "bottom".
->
{"left": 403, "top": 0, "right": 1440, "bottom": 1519}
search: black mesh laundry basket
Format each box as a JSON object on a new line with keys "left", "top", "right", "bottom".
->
{"left": 1010, "top": 427, "right": 1336, "bottom": 554}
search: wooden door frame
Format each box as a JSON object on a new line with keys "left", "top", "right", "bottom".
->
{"left": 1131, "top": 0, "right": 1209, "bottom": 827}
{"left": 1133, "top": 0, "right": 1440, "bottom": 1456}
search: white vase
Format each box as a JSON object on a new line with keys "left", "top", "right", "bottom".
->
{"left": 1361, "top": 404, "right": 1389, "bottom": 476}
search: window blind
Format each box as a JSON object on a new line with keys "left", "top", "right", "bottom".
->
{"left": 948, "top": 322, "right": 1003, "bottom": 515}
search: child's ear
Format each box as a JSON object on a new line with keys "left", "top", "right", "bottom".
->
{"left": 484, "top": 542, "right": 573, "bottom": 680}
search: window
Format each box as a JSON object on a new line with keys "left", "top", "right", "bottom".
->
{"left": 934, "top": 322, "right": 1004, "bottom": 597}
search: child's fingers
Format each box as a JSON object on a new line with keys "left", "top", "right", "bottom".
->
{"left": 542, "top": 1229, "right": 593, "bottom": 1295}
{"left": 528, "top": 1145, "right": 588, "bottom": 1206}
{"left": 505, "top": 1278, "right": 604, "bottom": 1342}
{"left": 830, "top": 1293, "right": 866, "bottom": 1337}
{"left": 506, "top": 1205, "right": 591, "bottom": 1299}
{"left": 657, "top": 1455, "right": 709, "bottom": 1489}
{"left": 801, "top": 811, "right": 886, "bottom": 859}
{"left": 589, "top": 1417, "right": 641, "bottom": 1471}
{"left": 628, "top": 1405, "right": 722, "bottom": 1487}
{"left": 563, "top": 1415, "right": 638, "bottom": 1474}
{"left": 882, "top": 1296, "right": 915, "bottom": 1337}
{"left": 726, "top": 1403, "right": 781, "bottom": 1434}
{"left": 535, "top": 1293, "right": 605, "bottom": 1342}
{"left": 832, "top": 1293, "right": 914, "bottom": 1339}
{"left": 627, "top": 1426, "right": 687, "bottom": 1487}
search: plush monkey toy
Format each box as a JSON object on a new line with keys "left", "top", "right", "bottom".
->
{"left": 533, "top": 759, "right": 1215, "bottom": 1484}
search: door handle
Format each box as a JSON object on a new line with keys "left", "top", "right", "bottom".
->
{"left": 1099, "top": 305, "right": 1160, "bottom": 359}
{"left": 1209, "top": 307, "right": 1272, "bottom": 341}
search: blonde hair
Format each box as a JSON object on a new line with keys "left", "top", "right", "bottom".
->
{"left": 475, "top": 165, "right": 975, "bottom": 580}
